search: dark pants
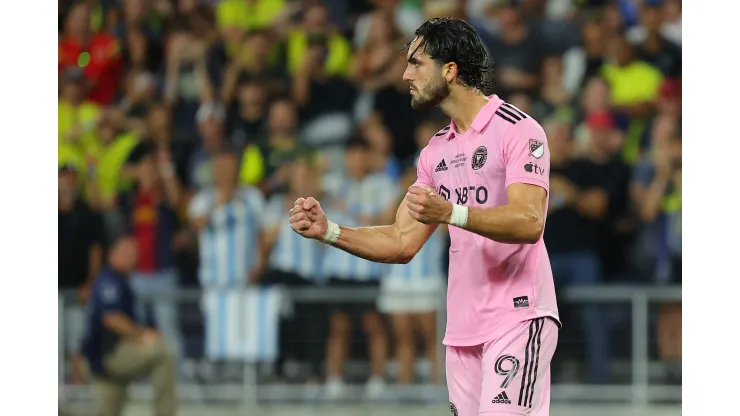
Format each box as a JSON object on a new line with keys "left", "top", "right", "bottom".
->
{"left": 262, "top": 269, "right": 324, "bottom": 378}
{"left": 551, "top": 251, "right": 610, "bottom": 383}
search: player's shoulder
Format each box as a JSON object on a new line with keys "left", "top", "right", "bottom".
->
{"left": 419, "top": 125, "right": 452, "bottom": 158}
{"left": 489, "top": 102, "right": 546, "bottom": 140}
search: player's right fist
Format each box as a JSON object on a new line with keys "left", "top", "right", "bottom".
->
{"left": 289, "top": 197, "right": 329, "bottom": 240}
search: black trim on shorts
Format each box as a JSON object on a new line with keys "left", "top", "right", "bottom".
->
{"left": 518, "top": 317, "right": 544, "bottom": 408}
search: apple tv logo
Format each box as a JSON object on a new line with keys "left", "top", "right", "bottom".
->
{"left": 524, "top": 162, "right": 545, "bottom": 175}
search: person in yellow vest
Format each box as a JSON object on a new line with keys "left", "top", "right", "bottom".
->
{"left": 58, "top": 68, "right": 101, "bottom": 173}
{"left": 601, "top": 34, "right": 663, "bottom": 164}
{"left": 284, "top": 3, "right": 352, "bottom": 78}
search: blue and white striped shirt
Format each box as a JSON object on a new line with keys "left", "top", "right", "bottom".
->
{"left": 189, "top": 187, "right": 266, "bottom": 288}
{"left": 264, "top": 195, "right": 326, "bottom": 281}
{"left": 385, "top": 227, "right": 448, "bottom": 292}
{"left": 319, "top": 172, "right": 397, "bottom": 281}
{"left": 321, "top": 211, "right": 386, "bottom": 281}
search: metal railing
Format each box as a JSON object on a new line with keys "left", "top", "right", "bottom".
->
{"left": 58, "top": 284, "right": 681, "bottom": 406}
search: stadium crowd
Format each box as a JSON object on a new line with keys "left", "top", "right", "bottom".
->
{"left": 58, "top": 0, "right": 682, "bottom": 395}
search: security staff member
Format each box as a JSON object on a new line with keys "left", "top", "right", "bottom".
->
{"left": 81, "top": 236, "right": 176, "bottom": 416}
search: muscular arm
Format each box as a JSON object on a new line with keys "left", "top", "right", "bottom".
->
{"left": 331, "top": 198, "right": 437, "bottom": 264}
{"left": 461, "top": 183, "right": 547, "bottom": 244}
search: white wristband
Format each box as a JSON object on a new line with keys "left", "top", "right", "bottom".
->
{"left": 449, "top": 204, "right": 469, "bottom": 228}
{"left": 322, "top": 220, "right": 340, "bottom": 244}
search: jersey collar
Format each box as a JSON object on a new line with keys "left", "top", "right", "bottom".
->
{"left": 446, "top": 94, "right": 504, "bottom": 139}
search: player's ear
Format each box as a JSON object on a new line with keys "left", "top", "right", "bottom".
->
{"left": 443, "top": 62, "right": 457, "bottom": 83}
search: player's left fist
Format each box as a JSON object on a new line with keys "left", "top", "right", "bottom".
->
{"left": 406, "top": 186, "right": 453, "bottom": 225}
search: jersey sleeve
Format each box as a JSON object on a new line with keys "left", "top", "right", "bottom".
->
{"left": 410, "top": 146, "right": 435, "bottom": 191}
{"left": 500, "top": 118, "right": 550, "bottom": 193}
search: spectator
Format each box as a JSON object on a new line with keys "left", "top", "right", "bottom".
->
{"left": 139, "top": 103, "right": 192, "bottom": 188}
{"left": 370, "top": 55, "right": 425, "bottom": 164}
{"left": 164, "top": 24, "right": 213, "bottom": 144}
{"left": 188, "top": 150, "right": 268, "bottom": 289}
{"left": 59, "top": 165, "right": 105, "bottom": 383}
{"left": 292, "top": 29, "right": 358, "bottom": 149}
{"left": 217, "top": 29, "right": 289, "bottom": 103}
{"left": 94, "top": 110, "right": 141, "bottom": 210}
{"left": 259, "top": 98, "right": 310, "bottom": 196}
{"left": 226, "top": 78, "right": 268, "bottom": 147}
{"left": 481, "top": 0, "right": 544, "bottom": 98}
{"left": 361, "top": 118, "right": 402, "bottom": 180}
{"left": 352, "top": 9, "right": 405, "bottom": 92}
{"left": 115, "top": 145, "right": 183, "bottom": 357}
{"left": 58, "top": 68, "right": 101, "bottom": 183}
{"left": 354, "top": 0, "right": 424, "bottom": 46}
{"left": 187, "top": 103, "right": 265, "bottom": 193}
{"left": 543, "top": 114, "right": 628, "bottom": 384}
{"left": 320, "top": 138, "right": 396, "bottom": 400}
{"left": 562, "top": 14, "right": 607, "bottom": 97}
{"left": 262, "top": 158, "right": 327, "bottom": 382}
{"left": 377, "top": 161, "right": 446, "bottom": 385}
{"left": 81, "top": 236, "right": 177, "bottom": 416}
{"left": 59, "top": 2, "right": 124, "bottom": 105}
{"left": 631, "top": 134, "right": 682, "bottom": 384}
{"left": 626, "top": 0, "right": 681, "bottom": 78}
{"left": 216, "top": 0, "right": 286, "bottom": 33}
{"left": 600, "top": 33, "right": 663, "bottom": 119}
{"left": 536, "top": 56, "right": 573, "bottom": 120}
{"left": 660, "top": 0, "right": 682, "bottom": 46}
{"left": 284, "top": 3, "right": 353, "bottom": 78}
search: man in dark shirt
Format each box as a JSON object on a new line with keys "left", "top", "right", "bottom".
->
{"left": 118, "top": 145, "right": 183, "bottom": 358}
{"left": 82, "top": 236, "right": 176, "bottom": 416}
{"left": 478, "top": 1, "right": 544, "bottom": 98}
{"left": 543, "top": 120, "right": 629, "bottom": 384}
{"left": 292, "top": 34, "right": 357, "bottom": 148}
{"left": 59, "top": 165, "right": 104, "bottom": 382}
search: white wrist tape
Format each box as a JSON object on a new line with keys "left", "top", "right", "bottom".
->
{"left": 322, "top": 220, "right": 340, "bottom": 244}
{"left": 449, "top": 204, "right": 469, "bottom": 228}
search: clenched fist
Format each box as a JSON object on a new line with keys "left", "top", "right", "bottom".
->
{"left": 289, "top": 197, "right": 329, "bottom": 239}
{"left": 406, "top": 186, "right": 453, "bottom": 224}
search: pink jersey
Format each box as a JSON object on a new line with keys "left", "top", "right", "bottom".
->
{"left": 413, "top": 95, "right": 560, "bottom": 346}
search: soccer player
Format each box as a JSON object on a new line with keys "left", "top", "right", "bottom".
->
{"left": 290, "top": 17, "right": 560, "bottom": 416}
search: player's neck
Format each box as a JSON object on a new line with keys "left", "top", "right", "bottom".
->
{"left": 442, "top": 92, "right": 489, "bottom": 134}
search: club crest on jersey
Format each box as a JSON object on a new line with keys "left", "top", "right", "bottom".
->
{"left": 472, "top": 146, "right": 487, "bottom": 170}
{"left": 529, "top": 139, "right": 544, "bottom": 159}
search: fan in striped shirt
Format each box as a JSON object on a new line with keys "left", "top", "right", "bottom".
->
{"left": 261, "top": 158, "right": 327, "bottom": 381}
{"left": 319, "top": 138, "right": 398, "bottom": 400}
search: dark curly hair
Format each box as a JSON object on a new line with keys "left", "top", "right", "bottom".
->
{"left": 406, "top": 17, "right": 494, "bottom": 94}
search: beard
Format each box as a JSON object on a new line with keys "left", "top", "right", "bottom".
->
{"left": 410, "top": 75, "right": 450, "bottom": 110}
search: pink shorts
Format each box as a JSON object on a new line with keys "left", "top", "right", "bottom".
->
{"left": 446, "top": 318, "right": 558, "bottom": 416}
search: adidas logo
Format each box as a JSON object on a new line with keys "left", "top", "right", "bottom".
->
{"left": 435, "top": 159, "right": 448, "bottom": 172}
{"left": 492, "top": 391, "right": 511, "bottom": 404}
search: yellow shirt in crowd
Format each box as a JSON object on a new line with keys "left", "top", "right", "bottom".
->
{"left": 601, "top": 61, "right": 664, "bottom": 106}
{"left": 217, "top": 0, "right": 285, "bottom": 30}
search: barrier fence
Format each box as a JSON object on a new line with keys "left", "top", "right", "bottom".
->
{"left": 59, "top": 285, "right": 681, "bottom": 406}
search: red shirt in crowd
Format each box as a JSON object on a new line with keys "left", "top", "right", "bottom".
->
{"left": 132, "top": 189, "right": 158, "bottom": 273}
{"left": 59, "top": 33, "right": 123, "bottom": 105}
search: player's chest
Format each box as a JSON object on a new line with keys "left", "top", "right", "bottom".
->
{"left": 430, "top": 137, "right": 504, "bottom": 207}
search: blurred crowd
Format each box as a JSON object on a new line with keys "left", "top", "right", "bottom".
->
{"left": 58, "top": 0, "right": 682, "bottom": 391}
